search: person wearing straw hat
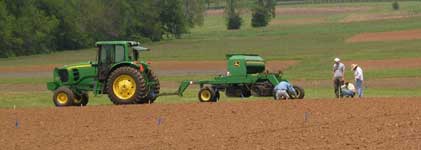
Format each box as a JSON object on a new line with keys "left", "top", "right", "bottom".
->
{"left": 351, "top": 64, "right": 364, "bottom": 98}
{"left": 333, "top": 58, "right": 345, "bottom": 98}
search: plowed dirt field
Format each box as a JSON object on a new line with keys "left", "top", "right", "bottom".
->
{"left": 1, "top": 98, "right": 421, "bottom": 150}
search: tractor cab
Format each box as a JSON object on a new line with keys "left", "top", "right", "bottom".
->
{"left": 95, "top": 41, "right": 149, "bottom": 81}
{"left": 128, "top": 44, "right": 149, "bottom": 61}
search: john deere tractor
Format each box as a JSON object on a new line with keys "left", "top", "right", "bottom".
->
{"left": 46, "top": 41, "right": 160, "bottom": 106}
{"left": 176, "top": 54, "right": 304, "bottom": 102}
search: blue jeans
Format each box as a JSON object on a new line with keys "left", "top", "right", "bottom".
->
{"left": 355, "top": 79, "right": 363, "bottom": 98}
{"left": 341, "top": 89, "right": 355, "bottom": 97}
{"left": 275, "top": 90, "right": 289, "bottom": 100}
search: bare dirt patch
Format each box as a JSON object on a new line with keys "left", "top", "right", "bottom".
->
{"left": 276, "top": 6, "right": 371, "bottom": 15}
{"left": 206, "top": 9, "right": 224, "bottom": 16}
{"left": 347, "top": 29, "right": 421, "bottom": 43}
{"left": 342, "top": 13, "right": 421, "bottom": 23}
{"left": 271, "top": 18, "right": 325, "bottom": 25}
{"left": 0, "top": 64, "right": 61, "bottom": 73}
{"left": 206, "top": 6, "right": 371, "bottom": 16}
{"left": 293, "top": 77, "right": 421, "bottom": 89}
{"left": 0, "top": 61, "right": 297, "bottom": 76}
{"left": 1, "top": 98, "right": 421, "bottom": 150}
{"left": 151, "top": 60, "right": 298, "bottom": 75}
{"left": 0, "top": 84, "right": 46, "bottom": 92}
{"left": 344, "top": 58, "right": 421, "bottom": 70}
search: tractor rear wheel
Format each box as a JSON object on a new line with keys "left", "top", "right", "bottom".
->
{"left": 148, "top": 70, "right": 160, "bottom": 103}
{"left": 107, "top": 67, "right": 147, "bottom": 105}
{"left": 137, "top": 70, "right": 160, "bottom": 104}
{"left": 290, "top": 85, "right": 305, "bottom": 99}
{"left": 53, "top": 87, "right": 75, "bottom": 107}
{"left": 198, "top": 87, "right": 218, "bottom": 102}
{"left": 74, "top": 92, "right": 89, "bottom": 106}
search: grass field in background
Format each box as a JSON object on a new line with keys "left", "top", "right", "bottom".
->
{"left": 1, "top": 2, "right": 421, "bottom": 108}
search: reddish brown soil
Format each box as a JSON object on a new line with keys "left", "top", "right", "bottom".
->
{"left": 275, "top": 6, "right": 371, "bottom": 15}
{"left": 151, "top": 60, "right": 297, "bottom": 71}
{"left": 1, "top": 98, "right": 421, "bottom": 150}
{"left": 0, "top": 61, "right": 297, "bottom": 74}
{"left": 344, "top": 58, "right": 421, "bottom": 70}
{"left": 271, "top": 18, "right": 325, "bottom": 25}
{"left": 0, "top": 64, "right": 62, "bottom": 73}
{"left": 205, "top": 6, "right": 371, "bottom": 16}
{"left": 347, "top": 29, "right": 421, "bottom": 43}
{"left": 342, "top": 13, "right": 421, "bottom": 23}
{"left": 0, "top": 84, "right": 46, "bottom": 92}
{"left": 293, "top": 77, "right": 421, "bottom": 89}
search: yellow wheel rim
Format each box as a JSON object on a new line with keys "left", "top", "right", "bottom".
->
{"left": 57, "top": 92, "right": 69, "bottom": 104}
{"left": 113, "top": 75, "right": 136, "bottom": 100}
{"left": 74, "top": 97, "right": 82, "bottom": 104}
{"left": 200, "top": 90, "right": 211, "bottom": 101}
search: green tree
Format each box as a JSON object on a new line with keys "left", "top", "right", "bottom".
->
{"left": 159, "top": 0, "right": 188, "bottom": 38}
{"left": 0, "top": 1, "right": 13, "bottom": 57}
{"left": 0, "top": 0, "right": 201, "bottom": 57}
{"left": 3, "top": 0, "right": 58, "bottom": 56}
{"left": 225, "top": 0, "right": 242, "bottom": 30}
{"left": 182, "top": 0, "right": 205, "bottom": 27}
{"left": 251, "top": 0, "right": 276, "bottom": 28}
{"left": 36, "top": 0, "right": 91, "bottom": 50}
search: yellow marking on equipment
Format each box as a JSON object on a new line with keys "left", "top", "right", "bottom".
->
{"left": 67, "top": 64, "right": 92, "bottom": 70}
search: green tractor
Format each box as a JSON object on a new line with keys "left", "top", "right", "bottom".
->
{"left": 176, "top": 54, "right": 305, "bottom": 102}
{"left": 46, "top": 41, "right": 160, "bottom": 106}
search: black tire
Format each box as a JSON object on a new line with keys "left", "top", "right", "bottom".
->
{"left": 242, "top": 90, "right": 252, "bottom": 98}
{"left": 74, "top": 92, "right": 89, "bottom": 106}
{"left": 215, "top": 90, "right": 220, "bottom": 101}
{"left": 107, "top": 67, "right": 147, "bottom": 105}
{"left": 290, "top": 85, "right": 305, "bottom": 99}
{"left": 53, "top": 87, "right": 75, "bottom": 107}
{"left": 138, "top": 70, "right": 160, "bottom": 104}
{"left": 198, "top": 87, "right": 217, "bottom": 102}
{"left": 225, "top": 86, "right": 251, "bottom": 98}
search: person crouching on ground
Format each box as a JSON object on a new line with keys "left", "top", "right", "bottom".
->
{"left": 333, "top": 58, "right": 345, "bottom": 98}
{"left": 341, "top": 82, "right": 356, "bottom": 98}
{"left": 351, "top": 64, "right": 364, "bottom": 98}
{"left": 274, "top": 81, "right": 296, "bottom": 100}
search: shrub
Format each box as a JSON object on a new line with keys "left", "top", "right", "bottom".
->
{"left": 392, "top": 1, "right": 400, "bottom": 10}
{"left": 225, "top": 0, "right": 243, "bottom": 30}
{"left": 227, "top": 14, "right": 243, "bottom": 30}
{"left": 251, "top": 0, "right": 276, "bottom": 28}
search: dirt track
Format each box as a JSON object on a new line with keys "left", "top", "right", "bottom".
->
{"left": 347, "top": 29, "right": 421, "bottom": 43}
{"left": 1, "top": 98, "right": 421, "bottom": 150}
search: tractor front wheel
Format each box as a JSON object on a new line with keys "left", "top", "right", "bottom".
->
{"left": 74, "top": 92, "right": 89, "bottom": 106}
{"left": 290, "top": 85, "right": 305, "bottom": 99}
{"left": 198, "top": 87, "right": 218, "bottom": 102}
{"left": 107, "top": 67, "right": 147, "bottom": 105}
{"left": 53, "top": 87, "right": 75, "bottom": 107}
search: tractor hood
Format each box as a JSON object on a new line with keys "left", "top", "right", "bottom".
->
{"left": 60, "top": 62, "right": 93, "bottom": 70}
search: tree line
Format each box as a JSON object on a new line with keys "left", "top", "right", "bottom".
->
{"left": 0, "top": 0, "right": 205, "bottom": 58}
{"left": 0, "top": 0, "right": 277, "bottom": 58}
{"left": 226, "top": 0, "right": 277, "bottom": 29}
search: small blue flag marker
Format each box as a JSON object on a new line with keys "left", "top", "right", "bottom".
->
{"left": 14, "top": 105, "right": 19, "bottom": 128}
{"left": 15, "top": 119, "right": 19, "bottom": 128}
{"left": 157, "top": 116, "right": 162, "bottom": 126}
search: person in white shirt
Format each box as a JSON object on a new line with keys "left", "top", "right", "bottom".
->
{"left": 341, "top": 82, "right": 356, "bottom": 98}
{"left": 351, "top": 64, "right": 364, "bottom": 98}
{"left": 333, "top": 58, "right": 345, "bottom": 98}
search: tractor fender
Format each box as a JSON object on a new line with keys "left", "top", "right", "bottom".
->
{"left": 109, "top": 62, "right": 149, "bottom": 76}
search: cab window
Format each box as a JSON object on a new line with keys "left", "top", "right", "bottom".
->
{"left": 115, "top": 45, "right": 125, "bottom": 62}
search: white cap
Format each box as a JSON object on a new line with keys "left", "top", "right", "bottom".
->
{"left": 334, "top": 58, "right": 340, "bottom": 62}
